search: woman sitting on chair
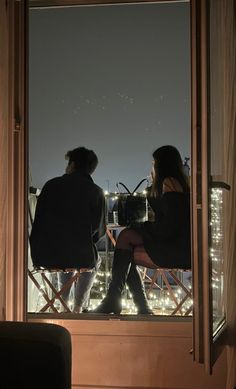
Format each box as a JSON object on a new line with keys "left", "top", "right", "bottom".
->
{"left": 92, "top": 145, "right": 191, "bottom": 314}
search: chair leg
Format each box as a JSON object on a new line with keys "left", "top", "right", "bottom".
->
{"left": 28, "top": 270, "right": 59, "bottom": 313}
{"left": 141, "top": 268, "right": 193, "bottom": 316}
{"left": 28, "top": 269, "right": 80, "bottom": 313}
{"left": 40, "top": 272, "right": 80, "bottom": 313}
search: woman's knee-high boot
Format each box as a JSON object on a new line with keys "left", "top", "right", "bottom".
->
{"left": 126, "top": 263, "right": 153, "bottom": 314}
{"left": 92, "top": 249, "right": 132, "bottom": 314}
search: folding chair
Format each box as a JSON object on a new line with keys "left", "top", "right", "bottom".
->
{"left": 134, "top": 246, "right": 192, "bottom": 316}
{"left": 28, "top": 192, "right": 94, "bottom": 313}
{"left": 28, "top": 267, "right": 92, "bottom": 313}
{"left": 106, "top": 225, "right": 192, "bottom": 316}
{"left": 143, "top": 268, "right": 192, "bottom": 315}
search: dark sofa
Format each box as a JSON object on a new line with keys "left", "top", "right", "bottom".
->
{"left": 0, "top": 321, "right": 71, "bottom": 389}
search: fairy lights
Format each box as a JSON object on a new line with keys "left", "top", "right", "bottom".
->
{"left": 210, "top": 187, "right": 225, "bottom": 329}
{"left": 30, "top": 188, "right": 194, "bottom": 316}
{"left": 32, "top": 264, "right": 193, "bottom": 315}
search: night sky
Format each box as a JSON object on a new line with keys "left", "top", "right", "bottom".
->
{"left": 29, "top": 2, "right": 190, "bottom": 192}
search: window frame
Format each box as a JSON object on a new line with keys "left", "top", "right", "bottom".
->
{"left": 6, "top": 0, "right": 227, "bottom": 373}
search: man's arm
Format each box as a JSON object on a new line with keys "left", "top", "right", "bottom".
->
{"left": 32, "top": 181, "right": 52, "bottom": 221}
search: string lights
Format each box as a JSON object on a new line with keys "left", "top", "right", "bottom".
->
{"left": 210, "top": 187, "right": 224, "bottom": 328}
{"left": 30, "top": 189, "right": 193, "bottom": 316}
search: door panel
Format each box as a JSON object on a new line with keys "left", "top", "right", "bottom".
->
{"left": 5, "top": 0, "right": 28, "bottom": 321}
{"left": 190, "top": 0, "right": 207, "bottom": 365}
{"left": 191, "top": 0, "right": 231, "bottom": 372}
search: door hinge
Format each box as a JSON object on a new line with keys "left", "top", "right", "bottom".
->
{"left": 14, "top": 121, "right": 21, "bottom": 132}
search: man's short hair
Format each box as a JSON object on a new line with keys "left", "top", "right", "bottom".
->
{"left": 66, "top": 147, "right": 98, "bottom": 175}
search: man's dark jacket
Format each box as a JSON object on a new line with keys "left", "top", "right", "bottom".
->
{"left": 30, "top": 171, "right": 106, "bottom": 270}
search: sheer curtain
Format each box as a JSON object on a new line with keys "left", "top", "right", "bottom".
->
{"left": 221, "top": 0, "right": 236, "bottom": 388}
{"left": 210, "top": 0, "right": 236, "bottom": 386}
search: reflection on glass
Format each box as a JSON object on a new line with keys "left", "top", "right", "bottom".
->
{"left": 210, "top": 187, "right": 225, "bottom": 333}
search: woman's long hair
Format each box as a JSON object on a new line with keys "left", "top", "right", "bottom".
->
{"left": 151, "top": 145, "right": 190, "bottom": 196}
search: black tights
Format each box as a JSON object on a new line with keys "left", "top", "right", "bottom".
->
{"left": 116, "top": 227, "right": 157, "bottom": 268}
{"left": 115, "top": 228, "right": 144, "bottom": 252}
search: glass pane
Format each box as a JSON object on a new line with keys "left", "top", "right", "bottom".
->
{"left": 209, "top": 0, "right": 229, "bottom": 336}
{"left": 209, "top": 6, "right": 224, "bottom": 183}
{"left": 210, "top": 186, "right": 226, "bottom": 334}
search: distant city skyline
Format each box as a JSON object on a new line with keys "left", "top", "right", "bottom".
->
{"left": 29, "top": 2, "right": 190, "bottom": 191}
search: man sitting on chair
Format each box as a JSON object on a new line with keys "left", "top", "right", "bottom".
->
{"left": 30, "top": 147, "right": 106, "bottom": 313}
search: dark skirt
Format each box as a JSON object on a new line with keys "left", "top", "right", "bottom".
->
{"left": 131, "top": 222, "right": 191, "bottom": 270}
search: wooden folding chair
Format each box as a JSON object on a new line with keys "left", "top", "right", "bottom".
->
{"left": 143, "top": 268, "right": 192, "bottom": 315}
{"left": 106, "top": 226, "right": 192, "bottom": 316}
{"left": 28, "top": 267, "right": 92, "bottom": 313}
{"left": 134, "top": 246, "right": 192, "bottom": 316}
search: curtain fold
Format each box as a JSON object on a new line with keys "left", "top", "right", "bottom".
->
{"left": 222, "top": 0, "right": 236, "bottom": 388}
{"left": 210, "top": 0, "right": 236, "bottom": 386}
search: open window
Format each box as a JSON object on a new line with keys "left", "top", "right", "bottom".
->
{"left": 27, "top": 0, "right": 192, "bottom": 317}
{"left": 191, "top": 0, "right": 232, "bottom": 373}
{"left": 6, "top": 0, "right": 233, "bottom": 375}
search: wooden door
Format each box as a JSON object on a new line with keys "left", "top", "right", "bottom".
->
{"left": 5, "top": 0, "right": 28, "bottom": 321}
{"left": 191, "top": 0, "right": 232, "bottom": 373}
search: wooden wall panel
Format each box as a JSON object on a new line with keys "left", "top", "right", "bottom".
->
{"left": 29, "top": 317, "right": 227, "bottom": 389}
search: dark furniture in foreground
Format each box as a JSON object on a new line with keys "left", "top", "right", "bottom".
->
{"left": 0, "top": 321, "right": 71, "bottom": 389}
